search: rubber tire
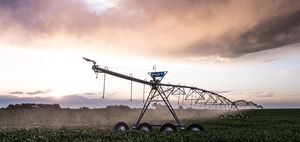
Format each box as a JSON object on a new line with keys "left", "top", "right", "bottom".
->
{"left": 235, "top": 115, "right": 242, "bottom": 119}
{"left": 227, "top": 115, "right": 234, "bottom": 118}
{"left": 187, "top": 123, "right": 204, "bottom": 132}
{"left": 114, "top": 122, "right": 129, "bottom": 131}
{"left": 160, "top": 123, "right": 177, "bottom": 132}
{"left": 137, "top": 122, "right": 152, "bottom": 131}
{"left": 218, "top": 115, "right": 225, "bottom": 119}
{"left": 244, "top": 115, "right": 251, "bottom": 119}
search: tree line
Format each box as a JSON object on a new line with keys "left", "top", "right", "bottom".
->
{"left": 7, "top": 103, "right": 61, "bottom": 109}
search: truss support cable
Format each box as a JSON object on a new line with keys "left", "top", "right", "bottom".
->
{"left": 143, "top": 84, "right": 145, "bottom": 103}
{"left": 102, "top": 66, "right": 108, "bottom": 99}
{"left": 102, "top": 73, "right": 106, "bottom": 99}
{"left": 181, "top": 94, "right": 184, "bottom": 105}
{"left": 190, "top": 94, "right": 193, "bottom": 106}
{"left": 130, "top": 74, "right": 133, "bottom": 102}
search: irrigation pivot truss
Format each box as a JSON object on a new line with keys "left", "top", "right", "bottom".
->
{"left": 233, "top": 100, "right": 264, "bottom": 109}
{"left": 83, "top": 57, "right": 263, "bottom": 131}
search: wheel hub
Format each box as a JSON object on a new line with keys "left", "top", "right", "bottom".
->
{"left": 140, "top": 126, "right": 150, "bottom": 131}
{"left": 191, "top": 127, "right": 200, "bottom": 131}
{"left": 118, "top": 126, "right": 126, "bottom": 131}
{"left": 164, "top": 127, "right": 174, "bottom": 131}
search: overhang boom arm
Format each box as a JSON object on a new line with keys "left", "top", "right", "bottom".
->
{"left": 84, "top": 57, "right": 234, "bottom": 104}
{"left": 92, "top": 64, "right": 152, "bottom": 85}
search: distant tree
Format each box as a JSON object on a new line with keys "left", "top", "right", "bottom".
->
{"left": 21, "top": 103, "right": 36, "bottom": 109}
{"left": 15, "top": 104, "right": 21, "bottom": 109}
{"left": 178, "top": 105, "right": 183, "bottom": 110}
{"left": 106, "top": 105, "right": 130, "bottom": 110}
{"left": 53, "top": 104, "right": 61, "bottom": 109}
{"left": 7, "top": 104, "right": 15, "bottom": 109}
{"left": 7, "top": 103, "right": 61, "bottom": 109}
{"left": 80, "top": 107, "right": 89, "bottom": 109}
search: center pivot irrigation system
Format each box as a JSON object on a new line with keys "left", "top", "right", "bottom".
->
{"left": 83, "top": 57, "right": 262, "bottom": 131}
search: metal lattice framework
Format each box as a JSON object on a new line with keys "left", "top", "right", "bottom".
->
{"left": 83, "top": 57, "right": 263, "bottom": 129}
{"left": 160, "top": 85, "right": 235, "bottom": 108}
{"left": 233, "top": 100, "right": 264, "bottom": 109}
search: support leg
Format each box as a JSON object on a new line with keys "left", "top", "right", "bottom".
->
{"left": 134, "top": 89, "right": 157, "bottom": 128}
{"left": 227, "top": 104, "right": 242, "bottom": 116}
{"left": 233, "top": 104, "right": 243, "bottom": 117}
{"left": 158, "top": 87, "right": 183, "bottom": 128}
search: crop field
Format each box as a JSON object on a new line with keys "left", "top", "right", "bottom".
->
{"left": 0, "top": 109, "right": 299, "bottom": 141}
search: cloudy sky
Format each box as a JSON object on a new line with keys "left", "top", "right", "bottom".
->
{"left": 0, "top": 0, "right": 299, "bottom": 108}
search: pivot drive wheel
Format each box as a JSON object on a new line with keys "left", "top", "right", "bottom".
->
{"left": 227, "top": 115, "right": 234, "bottom": 118}
{"left": 160, "top": 123, "right": 177, "bottom": 132}
{"left": 244, "top": 115, "right": 251, "bottom": 119}
{"left": 235, "top": 115, "right": 242, "bottom": 119}
{"left": 114, "top": 122, "right": 129, "bottom": 131}
{"left": 187, "top": 123, "right": 204, "bottom": 132}
{"left": 218, "top": 115, "right": 225, "bottom": 119}
{"left": 137, "top": 122, "right": 152, "bottom": 131}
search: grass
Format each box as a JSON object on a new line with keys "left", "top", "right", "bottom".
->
{"left": 0, "top": 109, "right": 299, "bottom": 141}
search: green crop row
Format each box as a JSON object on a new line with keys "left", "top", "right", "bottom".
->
{"left": 0, "top": 109, "right": 299, "bottom": 142}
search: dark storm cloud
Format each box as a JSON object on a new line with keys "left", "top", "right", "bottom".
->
{"left": 187, "top": 10, "right": 300, "bottom": 57}
{"left": 0, "top": 0, "right": 95, "bottom": 35}
{"left": 231, "top": 10, "right": 300, "bottom": 57}
{"left": 0, "top": 0, "right": 299, "bottom": 59}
